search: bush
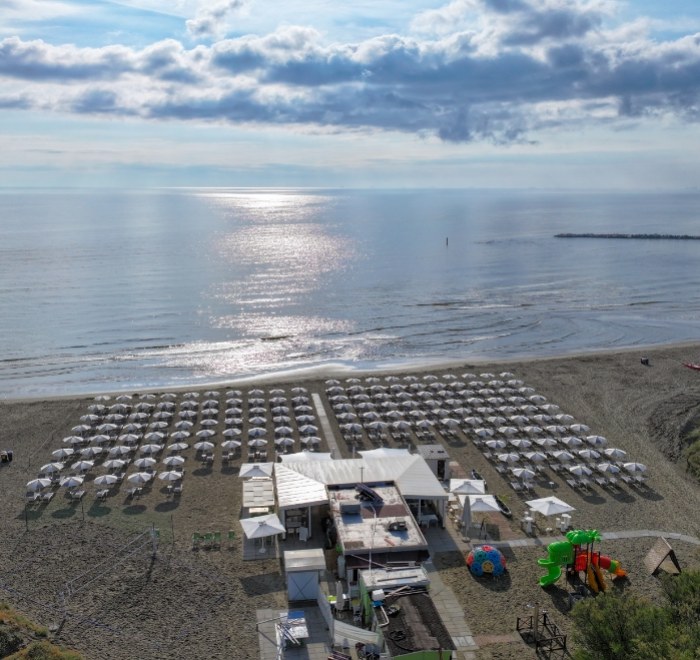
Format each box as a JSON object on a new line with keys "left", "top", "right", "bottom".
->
{"left": 571, "top": 591, "right": 672, "bottom": 660}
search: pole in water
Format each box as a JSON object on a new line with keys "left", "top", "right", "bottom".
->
{"left": 446, "top": 237, "right": 449, "bottom": 247}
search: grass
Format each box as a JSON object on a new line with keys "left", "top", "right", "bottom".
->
{"left": 682, "top": 426, "right": 700, "bottom": 481}
{"left": 0, "top": 603, "right": 82, "bottom": 660}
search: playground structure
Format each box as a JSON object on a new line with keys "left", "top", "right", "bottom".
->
{"left": 538, "top": 529, "right": 627, "bottom": 591}
{"left": 466, "top": 544, "right": 507, "bottom": 577}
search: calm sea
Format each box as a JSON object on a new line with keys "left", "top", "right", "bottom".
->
{"left": 2, "top": 187, "right": 699, "bottom": 398}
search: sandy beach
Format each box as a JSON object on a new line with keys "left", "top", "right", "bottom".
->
{"left": 1, "top": 342, "right": 699, "bottom": 659}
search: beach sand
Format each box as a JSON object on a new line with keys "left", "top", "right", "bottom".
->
{"left": 1, "top": 343, "right": 699, "bottom": 659}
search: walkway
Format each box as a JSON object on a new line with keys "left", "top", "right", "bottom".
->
{"left": 422, "top": 525, "right": 480, "bottom": 659}
{"left": 485, "top": 529, "right": 700, "bottom": 550}
{"left": 311, "top": 393, "right": 342, "bottom": 458}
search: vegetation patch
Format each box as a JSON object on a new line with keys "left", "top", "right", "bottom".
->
{"left": 0, "top": 603, "right": 82, "bottom": 660}
{"left": 680, "top": 416, "right": 700, "bottom": 481}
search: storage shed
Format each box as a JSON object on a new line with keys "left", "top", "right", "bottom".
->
{"left": 284, "top": 548, "right": 327, "bottom": 602}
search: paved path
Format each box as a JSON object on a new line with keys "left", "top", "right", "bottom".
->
{"left": 311, "top": 392, "right": 342, "bottom": 458}
{"left": 485, "top": 529, "right": 700, "bottom": 549}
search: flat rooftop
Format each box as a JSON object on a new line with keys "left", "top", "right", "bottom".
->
{"left": 328, "top": 484, "right": 427, "bottom": 558}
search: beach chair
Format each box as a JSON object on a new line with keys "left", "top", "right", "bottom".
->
{"left": 509, "top": 481, "right": 523, "bottom": 492}
{"left": 212, "top": 531, "right": 222, "bottom": 549}
{"left": 227, "top": 530, "right": 236, "bottom": 548}
{"left": 192, "top": 532, "right": 201, "bottom": 550}
{"left": 565, "top": 478, "right": 579, "bottom": 490}
{"left": 202, "top": 532, "right": 214, "bottom": 550}
{"left": 41, "top": 491, "right": 55, "bottom": 503}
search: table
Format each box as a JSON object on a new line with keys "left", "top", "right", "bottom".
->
{"left": 419, "top": 513, "right": 438, "bottom": 528}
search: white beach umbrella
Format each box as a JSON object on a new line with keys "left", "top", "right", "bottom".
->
{"left": 526, "top": 496, "right": 575, "bottom": 517}
{"left": 103, "top": 458, "right": 127, "bottom": 471}
{"left": 248, "top": 438, "right": 268, "bottom": 448}
{"left": 144, "top": 431, "right": 165, "bottom": 442}
{"left": 535, "top": 437, "right": 558, "bottom": 448}
{"left": 585, "top": 435, "right": 607, "bottom": 447}
{"left": 223, "top": 428, "right": 242, "bottom": 438}
{"left": 160, "top": 392, "right": 177, "bottom": 400}
{"left": 221, "top": 439, "right": 242, "bottom": 450}
{"left": 240, "top": 513, "right": 285, "bottom": 539}
{"left": 60, "top": 475, "right": 84, "bottom": 489}
{"left": 108, "top": 445, "right": 132, "bottom": 457}
{"left": 570, "top": 423, "right": 590, "bottom": 434}
{"left": 300, "top": 436, "right": 321, "bottom": 446}
{"left": 63, "top": 435, "right": 84, "bottom": 446}
{"left": 93, "top": 474, "right": 118, "bottom": 487}
{"left": 485, "top": 439, "right": 507, "bottom": 450}
{"left": 604, "top": 447, "right": 627, "bottom": 461}
{"left": 299, "top": 424, "right": 319, "bottom": 435}
{"left": 553, "top": 450, "right": 575, "bottom": 462}
{"left": 127, "top": 472, "right": 153, "bottom": 485}
{"left": 140, "top": 443, "right": 164, "bottom": 455}
{"left": 194, "top": 440, "right": 215, "bottom": 452}
{"left": 72, "top": 424, "right": 92, "bottom": 435}
{"left": 248, "top": 427, "right": 267, "bottom": 439}
{"left": 249, "top": 416, "right": 267, "bottom": 427}
{"left": 577, "top": 448, "right": 601, "bottom": 461}
{"left": 158, "top": 470, "right": 183, "bottom": 482}
{"left": 275, "top": 437, "right": 294, "bottom": 447}
{"left": 568, "top": 464, "right": 592, "bottom": 477}
{"left": 200, "top": 419, "right": 218, "bottom": 427}
{"left": 179, "top": 410, "right": 197, "bottom": 420}
{"left": 561, "top": 436, "right": 583, "bottom": 447}
{"left": 134, "top": 457, "right": 157, "bottom": 469}
{"left": 509, "top": 438, "right": 532, "bottom": 449}
{"left": 498, "top": 426, "right": 519, "bottom": 436}
{"left": 174, "top": 420, "right": 194, "bottom": 430}
{"left": 71, "top": 460, "right": 95, "bottom": 472}
{"left": 167, "top": 441, "right": 189, "bottom": 452}
{"left": 51, "top": 447, "right": 75, "bottom": 461}
{"left": 40, "top": 464, "right": 65, "bottom": 477}
{"left": 163, "top": 455, "right": 185, "bottom": 467}
{"left": 544, "top": 425, "right": 567, "bottom": 435}
{"left": 554, "top": 413, "right": 574, "bottom": 423}
{"left": 80, "top": 446, "right": 103, "bottom": 459}
{"left": 474, "top": 428, "right": 495, "bottom": 438}
{"left": 196, "top": 429, "right": 217, "bottom": 438}
{"left": 117, "top": 433, "right": 140, "bottom": 445}
{"left": 274, "top": 425, "right": 294, "bottom": 437}
{"left": 367, "top": 421, "right": 388, "bottom": 432}
{"left": 623, "top": 462, "right": 647, "bottom": 473}
{"left": 596, "top": 462, "right": 620, "bottom": 474}
{"left": 273, "top": 415, "right": 292, "bottom": 424}
{"left": 170, "top": 430, "right": 191, "bottom": 441}
{"left": 497, "top": 452, "right": 520, "bottom": 464}
{"left": 512, "top": 467, "right": 536, "bottom": 481}
{"left": 26, "top": 478, "right": 52, "bottom": 492}
{"left": 525, "top": 450, "right": 548, "bottom": 463}
{"left": 450, "top": 479, "right": 486, "bottom": 495}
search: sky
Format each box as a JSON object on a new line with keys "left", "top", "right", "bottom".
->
{"left": 2, "top": 0, "right": 700, "bottom": 189}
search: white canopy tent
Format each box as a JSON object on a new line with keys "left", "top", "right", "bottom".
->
{"left": 273, "top": 455, "right": 448, "bottom": 532}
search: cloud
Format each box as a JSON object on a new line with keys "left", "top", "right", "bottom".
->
{"left": 186, "top": 0, "right": 245, "bottom": 39}
{"left": 1, "top": 1, "right": 700, "bottom": 143}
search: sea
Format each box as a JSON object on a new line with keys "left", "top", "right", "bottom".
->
{"left": 2, "top": 187, "right": 700, "bottom": 399}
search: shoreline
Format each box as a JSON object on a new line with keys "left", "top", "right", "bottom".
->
{"left": 4, "top": 340, "right": 700, "bottom": 404}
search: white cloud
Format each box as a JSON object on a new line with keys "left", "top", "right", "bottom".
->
{"left": 186, "top": 0, "right": 246, "bottom": 39}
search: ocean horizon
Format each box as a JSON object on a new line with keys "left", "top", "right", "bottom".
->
{"left": 3, "top": 187, "right": 700, "bottom": 399}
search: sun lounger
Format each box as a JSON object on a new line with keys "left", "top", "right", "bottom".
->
{"left": 565, "top": 478, "right": 579, "bottom": 490}
{"left": 227, "top": 530, "right": 236, "bottom": 548}
{"left": 69, "top": 489, "right": 86, "bottom": 501}
{"left": 510, "top": 481, "right": 523, "bottom": 492}
{"left": 25, "top": 492, "right": 41, "bottom": 503}
{"left": 41, "top": 491, "right": 55, "bottom": 503}
{"left": 96, "top": 489, "right": 110, "bottom": 501}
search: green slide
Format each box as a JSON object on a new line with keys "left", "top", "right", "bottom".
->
{"left": 537, "top": 561, "right": 562, "bottom": 587}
